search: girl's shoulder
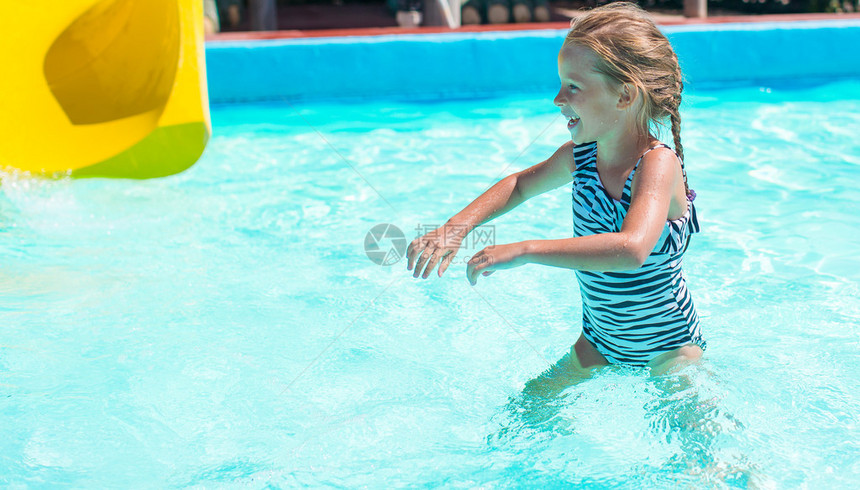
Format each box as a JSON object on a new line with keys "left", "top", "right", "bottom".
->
{"left": 547, "top": 140, "right": 577, "bottom": 174}
{"left": 637, "top": 142, "right": 679, "bottom": 164}
{"left": 633, "top": 143, "right": 685, "bottom": 182}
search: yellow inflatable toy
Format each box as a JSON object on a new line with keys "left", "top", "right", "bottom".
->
{"left": 0, "top": 0, "right": 210, "bottom": 179}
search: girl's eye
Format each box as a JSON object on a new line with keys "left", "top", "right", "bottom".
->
{"left": 568, "top": 84, "right": 578, "bottom": 91}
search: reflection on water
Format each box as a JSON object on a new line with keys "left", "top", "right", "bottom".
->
{"left": 487, "top": 353, "right": 765, "bottom": 487}
{"left": 645, "top": 370, "right": 758, "bottom": 486}
{"left": 490, "top": 349, "right": 594, "bottom": 441}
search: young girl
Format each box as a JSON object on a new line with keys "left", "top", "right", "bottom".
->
{"left": 406, "top": 2, "right": 705, "bottom": 377}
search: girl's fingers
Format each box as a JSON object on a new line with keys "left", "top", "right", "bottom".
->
{"left": 467, "top": 256, "right": 482, "bottom": 285}
{"left": 407, "top": 239, "right": 431, "bottom": 271}
{"left": 465, "top": 258, "right": 475, "bottom": 284}
{"left": 467, "top": 251, "right": 495, "bottom": 285}
{"left": 412, "top": 249, "right": 427, "bottom": 277}
{"left": 422, "top": 250, "right": 446, "bottom": 279}
{"left": 406, "top": 240, "right": 421, "bottom": 270}
{"left": 438, "top": 252, "right": 455, "bottom": 277}
{"left": 413, "top": 246, "right": 437, "bottom": 278}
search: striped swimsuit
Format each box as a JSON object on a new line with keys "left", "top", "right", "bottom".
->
{"left": 571, "top": 142, "right": 705, "bottom": 366}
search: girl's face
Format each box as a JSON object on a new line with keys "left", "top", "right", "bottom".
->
{"left": 554, "top": 44, "right": 628, "bottom": 145}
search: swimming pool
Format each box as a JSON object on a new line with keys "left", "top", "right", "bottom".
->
{"left": 2, "top": 23, "right": 860, "bottom": 487}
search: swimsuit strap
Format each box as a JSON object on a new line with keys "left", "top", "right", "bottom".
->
{"left": 633, "top": 143, "right": 672, "bottom": 170}
{"left": 634, "top": 143, "right": 696, "bottom": 201}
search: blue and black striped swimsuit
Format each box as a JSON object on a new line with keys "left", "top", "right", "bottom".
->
{"left": 571, "top": 141, "right": 705, "bottom": 366}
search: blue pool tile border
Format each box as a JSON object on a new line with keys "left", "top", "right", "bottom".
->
{"left": 205, "top": 20, "right": 860, "bottom": 104}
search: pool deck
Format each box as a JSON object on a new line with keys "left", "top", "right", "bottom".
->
{"left": 208, "top": 12, "right": 860, "bottom": 41}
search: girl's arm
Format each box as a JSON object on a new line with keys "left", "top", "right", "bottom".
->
{"left": 407, "top": 141, "right": 576, "bottom": 278}
{"left": 466, "top": 148, "right": 680, "bottom": 284}
{"left": 447, "top": 140, "right": 576, "bottom": 233}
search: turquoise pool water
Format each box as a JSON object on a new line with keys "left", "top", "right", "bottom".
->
{"left": 2, "top": 79, "right": 859, "bottom": 487}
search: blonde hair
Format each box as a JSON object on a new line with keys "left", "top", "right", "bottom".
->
{"left": 564, "top": 2, "right": 689, "bottom": 191}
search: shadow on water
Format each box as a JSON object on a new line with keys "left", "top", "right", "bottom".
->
{"left": 485, "top": 349, "right": 765, "bottom": 487}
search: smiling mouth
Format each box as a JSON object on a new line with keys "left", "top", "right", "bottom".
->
{"left": 567, "top": 116, "right": 580, "bottom": 129}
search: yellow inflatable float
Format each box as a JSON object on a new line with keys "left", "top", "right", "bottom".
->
{"left": 0, "top": 0, "right": 210, "bottom": 179}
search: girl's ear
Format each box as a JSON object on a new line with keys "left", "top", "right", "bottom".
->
{"left": 617, "top": 83, "right": 637, "bottom": 109}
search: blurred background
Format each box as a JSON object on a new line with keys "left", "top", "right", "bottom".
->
{"left": 203, "top": 0, "right": 860, "bottom": 33}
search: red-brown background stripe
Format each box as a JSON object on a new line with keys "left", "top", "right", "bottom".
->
{"left": 207, "top": 13, "right": 860, "bottom": 42}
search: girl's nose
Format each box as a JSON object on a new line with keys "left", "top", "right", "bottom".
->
{"left": 553, "top": 90, "right": 564, "bottom": 107}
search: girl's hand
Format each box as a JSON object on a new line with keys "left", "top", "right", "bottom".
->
{"left": 466, "top": 242, "right": 529, "bottom": 286}
{"left": 406, "top": 224, "right": 469, "bottom": 279}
